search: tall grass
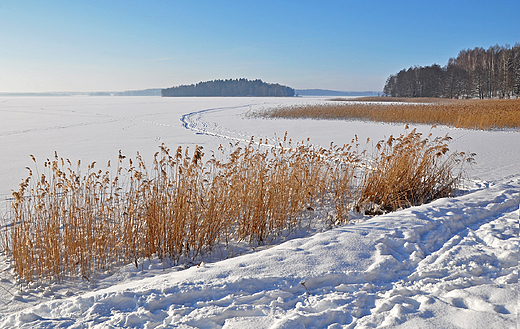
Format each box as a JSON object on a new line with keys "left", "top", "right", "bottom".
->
{"left": 355, "top": 129, "right": 473, "bottom": 215}
{"left": 4, "top": 130, "right": 473, "bottom": 288}
{"left": 258, "top": 98, "right": 520, "bottom": 130}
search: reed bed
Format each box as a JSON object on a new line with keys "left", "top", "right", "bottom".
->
{"left": 258, "top": 98, "right": 520, "bottom": 130}
{"left": 4, "top": 130, "right": 472, "bottom": 288}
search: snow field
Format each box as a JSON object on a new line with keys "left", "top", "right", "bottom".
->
{"left": 0, "top": 96, "right": 518, "bottom": 328}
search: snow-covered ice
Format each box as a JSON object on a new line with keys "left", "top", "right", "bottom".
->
{"left": 0, "top": 96, "right": 518, "bottom": 328}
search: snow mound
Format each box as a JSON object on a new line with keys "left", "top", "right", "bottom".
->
{"left": 1, "top": 177, "right": 518, "bottom": 328}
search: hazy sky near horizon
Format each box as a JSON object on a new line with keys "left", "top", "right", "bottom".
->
{"left": 1, "top": 1, "right": 518, "bottom": 93}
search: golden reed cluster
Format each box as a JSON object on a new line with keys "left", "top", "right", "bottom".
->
{"left": 3, "top": 130, "right": 473, "bottom": 287}
{"left": 260, "top": 98, "right": 520, "bottom": 130}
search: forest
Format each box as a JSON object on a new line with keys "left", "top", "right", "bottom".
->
{"left": 383, "top": 44, "right": 520, "bottom": 98}
{"left": 162, "top": 78, "right": 295, "bottom": 97}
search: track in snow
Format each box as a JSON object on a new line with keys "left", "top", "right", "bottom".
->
{"left": 179, "top": 103, "right": 275, "bottom": 144}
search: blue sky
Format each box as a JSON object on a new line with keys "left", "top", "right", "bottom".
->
{"left": 1, "top": 0, "right": 519, "bottom": 92}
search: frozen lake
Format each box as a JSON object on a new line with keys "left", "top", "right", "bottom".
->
{"left": 0, "top": 96, "right": 518, "bottom": 328}
{"left": 1, "top": 96, "right": 518, "bottom": 211}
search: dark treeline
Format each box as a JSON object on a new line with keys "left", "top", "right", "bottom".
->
{"left": 384, "top": 44, "right": 520, "bottom": 98}
{"left": 162, "top": 78, "right": 295, "bottom": 97}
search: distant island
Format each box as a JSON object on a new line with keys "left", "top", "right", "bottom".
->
{"left": 295, "top": 89, "right": 380, "bottom": 97}
{"left": 0, "top": 89, "right": 162, "bottom": 97}
{"left": 162, "top": 79, "right": 295, "bottom": 97}
{"left": 112, "top": 88, "right": 162, "bottom": 96}
{"left": 88, "top": 89, "right": 162, "bottom": 96}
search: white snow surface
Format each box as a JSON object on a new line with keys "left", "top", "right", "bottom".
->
{"left": 0, "top": 96, "right": 518, "bottom": 328}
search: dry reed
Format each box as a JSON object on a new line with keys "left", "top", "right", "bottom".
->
{"left": 258, "top": 98, "right": 520, "bottom": 130}
{"left": 355, "top": 128, "right": 474, "bottom": 215}
{"left": 4, "top": 129, "right": 472, "bottom": 288}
